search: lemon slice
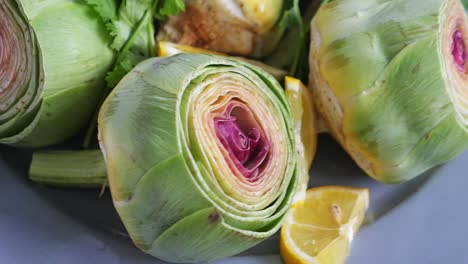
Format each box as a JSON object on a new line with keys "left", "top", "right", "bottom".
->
{"left": 285, "top": 77, "right": 318, "bottom": 203}
{"left": 281, "top": 186, "right": 369, "bottom": 264}
{"left": 157, "top": 41, "right": 287, "bottom": 81}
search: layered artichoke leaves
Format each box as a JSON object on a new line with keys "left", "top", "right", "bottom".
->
{"left": 310, "top": 0, "right": 468, "bottom": 183}
{"left": 98, "top": 54, "right": 299, "bottom": 263}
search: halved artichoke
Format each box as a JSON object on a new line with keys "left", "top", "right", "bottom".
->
{"left": 157, "top": 0, "right": 286, "bottom": 58}
{"left": 310, "top": 0, "right": 468, "bottom": 183}
{"left": 98, "top": 54, "right": 297, "bottom": 263}
{"left": 0, "top": 0, "right": 114, "bottom": 147}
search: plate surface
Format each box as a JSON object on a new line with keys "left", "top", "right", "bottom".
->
{"left": 0, "top": 135, "right": 466, "bottom": 264}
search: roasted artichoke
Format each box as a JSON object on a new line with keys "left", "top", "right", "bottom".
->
{"left": 157, "top": 0, "right": 291, "bottom": 58}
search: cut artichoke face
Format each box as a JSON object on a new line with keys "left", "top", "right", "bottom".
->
{"left": 0, "top": 0, "right": 43, "bottom": 140}
{"left": 310, "top": 0, "right": 468, "bottom": 183}
{"left": 188, "top": 73, "right": 289, "bottom": 207}
{"left": 157, "top": 0, "right": 283, "bottom": 58}
{"left": 0, "top": 0, "right": 114, "bottom": 147}
{"left": 99, "top": 54, "right": 297, "bottom": 263}
{"left": 441, "top": 0, "right": 468, "bottom": 130}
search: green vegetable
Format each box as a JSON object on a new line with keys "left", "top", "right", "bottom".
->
{"left": 29, "top": 150, "right": 107, "bottom": 187}
{"left": 266, "top": 0, "right": 322, "bottom": 82}
{"left": 157, "top": 0, "right": 301, "bottom": 59}
{"left": 86, "top": 0, "right": 185, "bottom": 87}
{"left": 0, "top": 0, "right": 114, "bottom": 147}
{"left": 97, "top": 54, "right": 297, "bottom": 263}
{"left": 310, "top": 0, "right": 468, "bottom": 183}
{"left": 154, "top": 0, "right": 185, "bottom": 19}
{"left": 80, "top": 0, "right": 185, "bottom": 147}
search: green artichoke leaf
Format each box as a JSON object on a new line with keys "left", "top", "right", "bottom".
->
{"left": 344, "top": 34, "right": 466, "bottom": 181}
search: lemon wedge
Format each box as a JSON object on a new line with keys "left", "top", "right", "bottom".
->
{"left": 280, "top": 186, "right": 369, "bottom": 264}
{"left": 158, "top": 41, "right": 226, "bottom": 57}
{"left": 285, "top": 77, "right": 317, "bottom": 203}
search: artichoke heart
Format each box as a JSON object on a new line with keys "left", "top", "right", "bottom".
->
{"left": 0, "top": 0, "right": 113, "bottom": 147}
{"left": 98, "top": 54, "right": 297, "bottom": 263}
{"left": 310, "top": 0, "right": 468, "bottom": 183}
{"left": 157, "top": 0, "right": 284, "bottom": 58}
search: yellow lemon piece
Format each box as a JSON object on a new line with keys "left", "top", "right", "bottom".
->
{"left": 157, "top": 41, "right": 287, "bottom": 81}
{"left": 281, "top": 186, "right": 369, "bottom": 264}
{"left": 285, "top": 77, "right": 318, "bottom": 203}
{"left": 158, "top": 41, "right": 226, "bottom": 57}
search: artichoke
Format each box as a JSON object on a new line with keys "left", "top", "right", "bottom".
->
{"left": 0, "top": 0, "right": 114, "bottom": 147}
{"left": 310, "top": 0, "right": 468, "bottom": 183}
{"left": 157, "top": 0, "right": 290, "bottom": 58}
{"left": 96, "top": 54, "right": 297, "bottom": 263}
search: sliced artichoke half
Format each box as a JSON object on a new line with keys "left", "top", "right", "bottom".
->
{"left": 0, "top": 0, "right": 113, "bottom": 147}
{"left": 98, "top": 54, "right": 297, "bottom": 263}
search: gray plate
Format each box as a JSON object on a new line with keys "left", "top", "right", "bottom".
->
{"left": 0, "top": 135, "right": 466, "bottom": 264}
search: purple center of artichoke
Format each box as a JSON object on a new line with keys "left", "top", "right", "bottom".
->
{"left": 214, "top": 102, "right": 270, "bottom": 180}
{"left": 452, "top": 29, "right": 466, "bottom": 73}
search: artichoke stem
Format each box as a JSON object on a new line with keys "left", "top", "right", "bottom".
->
{"left": 29, "top": 150, "right": 107, "bottom": 188}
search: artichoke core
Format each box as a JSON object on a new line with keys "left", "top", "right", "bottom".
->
{"left": 452, "top": 29, "right": 466, "bottom": 73}
{"left": 214, "top": 101, "right": 270, "bottom": 180}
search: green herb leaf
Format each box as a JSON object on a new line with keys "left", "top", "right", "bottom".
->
{"left": 156, "top": 0, "right": 185, "bottom": 19}
{"left": 85, "top": 0, "right": 185, "bottom": 87}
